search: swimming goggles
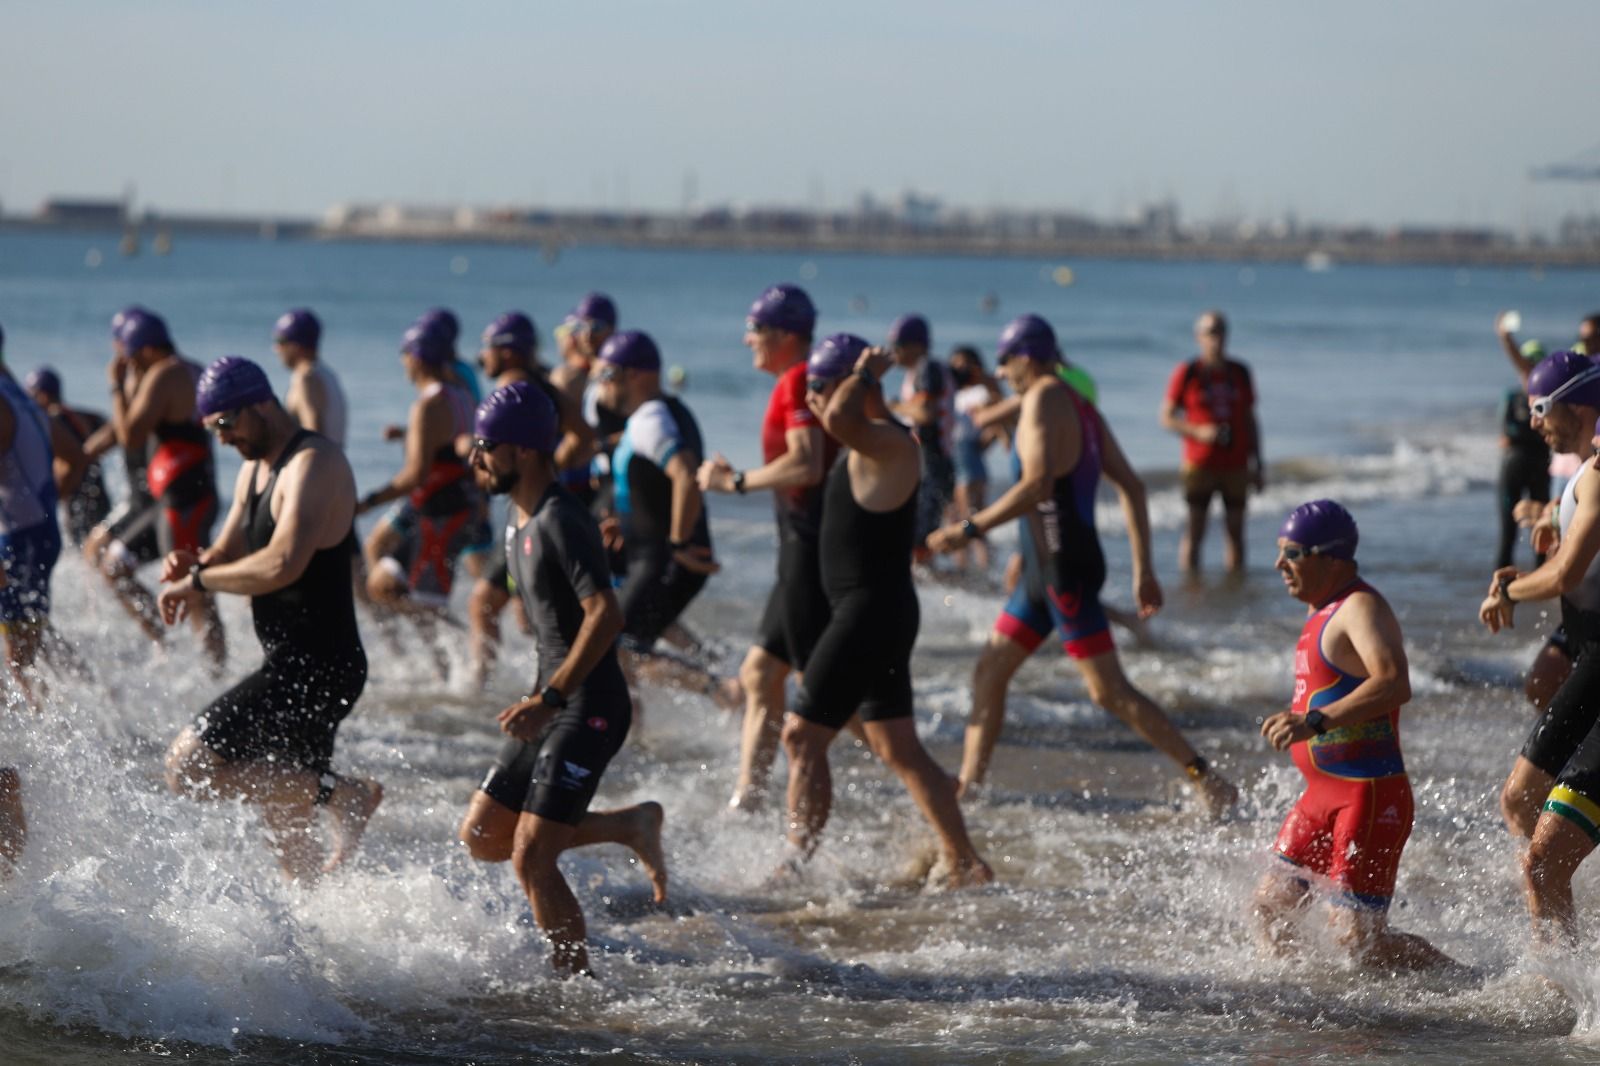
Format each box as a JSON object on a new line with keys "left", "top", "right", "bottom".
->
{"left": 1531, "top": 365, "right": 1600, "bottom": 419}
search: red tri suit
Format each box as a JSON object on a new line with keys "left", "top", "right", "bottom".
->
{"left": 762, "top": 362, "right": 838, "bottom": 535}
{"left": 1273, "top": 579, "right": 1413, "bottom": 911}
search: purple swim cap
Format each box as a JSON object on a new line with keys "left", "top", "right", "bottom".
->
{"left": 807, "top": 333, "right": 869, "bottom": 382}
{"left": 475, "top": 380, "right": 558, "bottom": 453}
{"left": 274, "top": 308, "right": 321, "bottom": 349}
{"left": 482, "top": 311, "right": 536, "bottom": 354}
{"left": 598, "top": 330, "right": 661, "bottom": 372}
{"left": 417, "top": 308, "right": 460, "bottom": 344}
{"left": 888, "top": 314, "right": 930, "bottom": 349}
{"left": 570, "top": 293, "right": 617, "bottom": 328}
{"left": 110, "top": 305, "right": 147, "bottom": 337}
{"left": 118, "top": 310, "right": 173, "bottom": 354}
{"left": 997, "top": 314, "right": 1058, "bottom": 362}
{"left": 401, "top": 323, "right": 452, "bottom": 365}
{"left": 196, "top": 356, "right": 274, "bottom": 417}
{"left": 1528, "top": 350, "right": 1600, "bottom": 410}
{"left": 1279, "top": 499, "right": 1358, "bottom": 561}
{"left": 25, "top": 366, "right": 61, "bottom": 399}
{"left": 747, "top": 284, "right": 817, "bottom": 337}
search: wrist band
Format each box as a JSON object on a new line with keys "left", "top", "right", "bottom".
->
{"left": 1184, "top": 756, "right": 1208, "bottom": 780}
{"left": 191, "top": 563, "right": 206, "bottom": 591}
{"left": 856, "top": 366, "right": 878, "bottom": 389}
{"left": 1498, "top": 574, "right": 1515, "bottom": 603}
{"left": 732, "top": 471, "right": 746, "bottom": 495}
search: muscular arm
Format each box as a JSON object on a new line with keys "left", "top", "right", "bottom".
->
{"left": 117, "top": 361, "right": 180, "bottom": 455}
{"left": 292, "top": 371, "right": 331, "bottom": 435}
{"left": 821, "top": 373, "right": 911, "bottom": 462}
{"left": 972, "top": 393, "right": 1021, "bottom": 432}
{"left": 361, "top": 396, "right": 438, "bottom": 508}
{"left": 1317, "top": 592, "right": 1412, "bottom": 729}
{"left": 1509, "top": 462, "right": 1600, "bottom": 602}
{"left": 552, "top": 386, "right": 597, "bottom": 473}
{"left": 545, "top": 588, "right": 624, "bottom": 696}
{"left": 1498, "top": 329, "right": 1535, "bottom": 388}
{"left": 741, "top": 425, "right": 824, "bottom": 492}
{"left": 1098, "top": 419, "right": 1155, "bottom": 582}
{"left": 195, "top": 448, "right": 354, "bottom": 595}
{"left": 47, "top": 416, "right": 86, "bottom": 497}
{"left": 665, "top": 451, "right": 705, "bottom": 544}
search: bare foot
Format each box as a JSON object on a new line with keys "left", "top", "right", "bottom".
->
{"left": 1194, "top": 771, "right": 1239, "bottom": 821}
{"left": 713, "top": 676, "right": 744, "bottom": 713}
{"left": 936, "top": 855, "right": 994, "bottom": 890}
{"left": 626, "top": 801, "right": 668, "bottom": 903}
{"left": 322, "top": 777, "right": 384, "bottom": 874}
{"left": 726, "top": 788, "right": 766, "bottom": 814}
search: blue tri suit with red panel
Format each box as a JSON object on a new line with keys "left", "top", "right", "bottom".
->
{"left": 994, "top": 385, "right": 1113, "bottom": 660}
{"left": 1273, "top": 578, "right": 1413, "bottom": 911}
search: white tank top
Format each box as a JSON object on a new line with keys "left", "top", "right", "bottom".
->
{"left": 0, "top": 375, "right": 57, "bottom": 535}
{"left": 305, "top": 362, "right": 348, "bottom": 449}
{"left": 1558, "top": 455, "right": 1600, "bottom": 612}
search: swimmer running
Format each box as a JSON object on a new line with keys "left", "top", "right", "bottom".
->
{"left": 161, "top": 357, "right": 381, "bottom": 883}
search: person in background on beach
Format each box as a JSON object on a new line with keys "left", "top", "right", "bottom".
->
{"left": 1257, "top": 500, "right": 1455, "bottom": 970}
{"left": 357, "top": 321, "right": 478, "bottom": 662}
{"left": 886, "top": 314, "right": 955, "bottom": 565}
{"left": 160, "top": 357, "right": 381, "bottom": 883}
{"left": 1491, "top": 329, "right": 1550, "bottom": 571}
{"left": 1159, "top": 310, "right": 1263, "bottom": 575}
{"left": 593, "top": 330, "right": 733, "bottom": 700}
{"left": 780, "top": 335, "right": 992, "bottom": 887}
{"left": 26, "top": 367, "right": 106, "bottom": 547}
{"left": 82, "top": 309, "right": 226, "bottom": 670}
{"left": 928, "top": 315, "right": 1237, "bottom": 815}
{"left": 274, "top": 308, "right": 348, "bottom": 449}
{"left": 699, "top": 284, "right": 835, "bottom": 811}
{"left": 468, "top": 311, "right": 596, "bottom": 688}
{"left": 947, "top": 345, "right": 1004, "bottom": 572}
{"left": 1480, "top": 352, "right": 1600, "bottom": 845}
{"left": 457, "top": 382, "right": 666, "bottom": 979}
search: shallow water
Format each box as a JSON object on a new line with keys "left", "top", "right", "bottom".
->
{"left": 3, "top": 234, "right": 1600, "bottom": 1062}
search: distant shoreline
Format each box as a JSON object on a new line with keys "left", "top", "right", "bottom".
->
{"left": 6, "top": 215, "right": 1599, "bottom": 270}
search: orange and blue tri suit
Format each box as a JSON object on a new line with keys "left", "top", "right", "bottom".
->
{"left": 1273, "top": 578, "right": 1413, "bottom": 911}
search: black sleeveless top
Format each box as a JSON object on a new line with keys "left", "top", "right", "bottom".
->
{"left": 817, "top": 434, "right": 918, "bottom": 600}
{"left": 246, "top": 430, "right": 362, "bottom": 654}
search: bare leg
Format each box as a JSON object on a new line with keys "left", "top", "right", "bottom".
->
{"left": 1501, "top": 756, "right": 1555, "bottom": 839}
{"left": 1525, "top": 642, "right": 1572, "bottom": 711}
{"left": 1222, "top": 501, "right": 1247, "bottom": 574}
{"left": 469, "top": 579, "right": 511, "bottom": 689}
{"left": 731, "top": 646, "right": 789, "bottom": 811}
{"left": 108, "top": 568, "right": 166, "bottom": 643}
{"left": 0, "top": 767, "right": 25, "bottom": 873}
{"left": 1332, "top": 906, "right": 1458, "bottom": 971}
{"left": 1253, "top": 867, "right": 1312, "bottom": 956}
{"left": 863, "top": 717, "right": 993, "bottom": 887}
{"left": 1078, "top": 650, "right": 1238, "bottom": 818}
{"left": 1524, "top": 808, "right": 1596, "bottom": 946}
{"left": 3, "top": 623, "right": 47, "bottom": 711}
{"left": 461, "top": 792, "right": 666, "bottom": 903}
{"left": 781, "top": 714, "right": 835, "bottom": 859}
{"left": 1179, "top": 497, "right": 1210, "bottom": 574}
{"left": 511, "top": 814, "right": 592, "bottom": 977}
{"left": 960, "top": 633, "right": 1031, "bottom": 797}
{"left": 322, "top": 775, "right": 384, "bottom": 874}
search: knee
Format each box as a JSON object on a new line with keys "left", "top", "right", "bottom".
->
{"left": 1500, "top": 779, "right": 1539, "bottom": 837}
{"left": 780, "top": 717, "right": 824, "bottom": 763}
{"left": 468, "top": 582, "right": 496, "bottom": 625}
{"left": 510, "top": 834, "right": 562, "bottom": 885}
{"left": 740, "top": 648, "right": 784, "bottom": 697}
{"left": 1523, "top": 837, "right": 1569, "bottom": 894}
{"left": 458, "top": 820, "right": 511, "bottom": 863}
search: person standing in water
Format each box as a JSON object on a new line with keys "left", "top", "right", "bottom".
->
{"left": 1257, "top": 499, "right": 1455, "bottom": 971}
{"left": 779, "top": 334, "right": 992, "bottom": 887}
{"left": 161, "top": 357, "right": 381, "bottom": 883}
{"left": 457, "top": 381, "right": 666, "bottom": 978}
{"left": 929, "top": 315, "right": 1238, "bottom": 814}
{"left": 26, "top": 367, "right": 107, "bottom": 547}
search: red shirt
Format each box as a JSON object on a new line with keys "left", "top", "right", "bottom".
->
{"left": 762, "top": 362, "right": 837, "bottom": 531}
{"left": 1164, "top": 357, "right": 1256, "bottom": 470}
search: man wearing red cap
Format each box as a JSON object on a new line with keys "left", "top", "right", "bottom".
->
{"left": 160, "top": 357, "right": 380, "bottom": 883}
{"left": 1258, "top": 499, "right": 1453, "bottom": 970}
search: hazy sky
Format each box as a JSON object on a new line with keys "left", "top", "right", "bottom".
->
{"left": 5, "top": 1, "right": 1600, "bottom": 231}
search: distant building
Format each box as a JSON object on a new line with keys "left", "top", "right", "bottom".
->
{"left": 37, "top": 198, "right": 126, "bottom": 227}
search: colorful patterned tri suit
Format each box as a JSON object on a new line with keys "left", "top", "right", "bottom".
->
{"left": 1273, "top": 579, "right": 1412, "bottom": 910}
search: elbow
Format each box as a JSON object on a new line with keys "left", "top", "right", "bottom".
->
{"left": 597, "top": 598, "right": 625, "bottom": 644}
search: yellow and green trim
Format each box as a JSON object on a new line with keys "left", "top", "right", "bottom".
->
{"left": 1545, "top": 785, "right": 1600, "bottom": 844}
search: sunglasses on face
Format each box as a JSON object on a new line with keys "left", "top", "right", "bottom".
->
{"left": 207, "top": 410, "right": 243, "bottom": 434}
{"left": 806, "top": 377, "right": 832, "bottom": 394}
{"left": 1279, "top": 541, "right": 1345, "bottom": 562}
{"left": 471, "top": 436, "right": 502, "bottom": 454}
{"left": 596, "top": 365, "right": 623, "bottom": 383}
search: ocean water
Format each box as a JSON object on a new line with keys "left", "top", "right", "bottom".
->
{"left": 2, "top": 231, "right": 1600, "bottom": 1063}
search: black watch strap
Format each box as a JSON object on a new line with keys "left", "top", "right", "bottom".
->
{"left": 540, "top": 685, "right": 568, "bottom": 710}
{"left": 1304, "top": 710, "right": 1329, "bottom": 736}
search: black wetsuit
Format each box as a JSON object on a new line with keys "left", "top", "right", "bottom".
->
{"left": 793, "top": 441, "right": 920, "bottom": 729}
{"left": 613, "top": 395, "right": 712, "bottom": 647}
{"left": 479, "top": 484, "right": 631, "bottom": 825}
{"left": 1498, "top": 387, "right": 1550, "bottom": 569}
{"left": 196, "top": 431, "right": 366, "bottom": 775}
{"left": 55, "top": 406, "right": 110, "bottom": 545}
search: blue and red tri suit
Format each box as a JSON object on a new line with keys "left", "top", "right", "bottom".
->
{"left": 1274, "top": 578, "right": 1412, "bottom": 911}
{"left": 994, "top": 384, "right": 1113, "bottom": 660}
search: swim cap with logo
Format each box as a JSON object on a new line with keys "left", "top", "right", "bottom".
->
{"left": 482, "top": 312, "right": 536, "bottom": 354}
{"left": 196, "top": 356, "right": 274, "bottom": 417}
{"left": 807, "top": 333, "right": 869, "bottom": 382}
{"left": 25, "top": 367, "right": 61, "bottom": 399}
{"left": 996, "top": 314, "right": 1058, "bottom": 362}
{"left": 1528, "top": 350, "right": 1600, "bottom": 409}
{"left": 475, "top": 380, "right": 558, "bottom": 453}
{"left": 597, "top": 330, "right": 661, "bottom": 372}
{"left": 274, "top": 308, "right": 321, "bottom": 349}
{"left": 747, "top": 284, "right": 817, "bottom": 336}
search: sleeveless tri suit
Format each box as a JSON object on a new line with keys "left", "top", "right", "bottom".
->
{"left": 1273, "top": 579, "right": 1412, "bottom": 910}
